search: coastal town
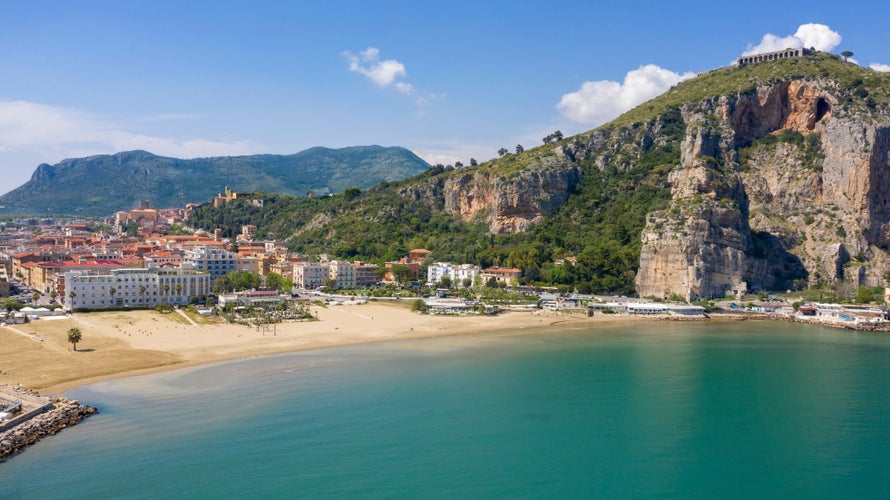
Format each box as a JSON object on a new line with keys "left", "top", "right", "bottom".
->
{"left": 3, "top": 197, "right": 890, "bottom": 327}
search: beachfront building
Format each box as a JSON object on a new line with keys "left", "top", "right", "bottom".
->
{"left": 183, "top": 246, "right": 238, "bottom": 279}
{"left": 293, "top": 262, "right": 330, "bottom": 290}
{"left": 427, "top": 262, "right": 481, "bottom": 287}
{"left": 427, "top": 262, "right": 453, "bottom": 285}
{"left": 328, "top": 261, "right": 356, "bottom": 289}
{"left": 217, "top": 290, "right": 286, "bottom": 308}
{"left": 354, "top": 262, "right": 380, "bottom": 287}
{"left": 64, "top": 267, "right": 211, "bottom": 309}
{"left": 480, "top": 267, "right": 522, "bottom": 287}
{"left": 625, "top": 303, "right": 706, "bottom": 316}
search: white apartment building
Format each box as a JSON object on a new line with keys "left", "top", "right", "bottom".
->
{"left": 293, "top": 262, "right": 330, "bottom": 290}
{"left": 65, "top": 268, "right": 211, "bottom": 309}
{"left": 427, "top": 262, "right": 480, "bottom": 286}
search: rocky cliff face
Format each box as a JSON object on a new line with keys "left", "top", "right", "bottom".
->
{"left": 401, "top": 160, "right": 581, "bottom": 234}
{"left": 636, "top": 79, "right": 890, "bottom": 299}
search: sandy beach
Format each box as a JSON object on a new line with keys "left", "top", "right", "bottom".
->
{"left": 1, "top": 302, "right": 632, "bottom": 394}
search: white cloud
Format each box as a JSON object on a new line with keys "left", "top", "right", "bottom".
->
{"left": 556, "top": 64, "right": 695, "bottom": 126}
{"left": 742, "top": 23, "right": 841, "bottom": 56}
{"left": 869, "top": 63, "right": 890, "bottom": 72}
{"left": 415, "top": 92, "right": 445, "bottom": 118}
{"left": 394, "top": 82, "right": 415, "bottom": 95}
{"left": 343, "top": 47, "right": 410, "bottom": 89}
{"left": 0, "top": 100, "right": 264, "bottom": 191}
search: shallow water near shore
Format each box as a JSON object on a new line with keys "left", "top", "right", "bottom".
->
{"left": 2, "top": 320, "right": 890, "bottom": 497}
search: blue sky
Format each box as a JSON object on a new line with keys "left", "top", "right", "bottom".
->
{"left": 1, "top": 0, "right": 888, "bottom": 196}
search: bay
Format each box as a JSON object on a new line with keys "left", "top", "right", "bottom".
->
{"left": 2, "top": 320, "right": 890, "bottom": 498}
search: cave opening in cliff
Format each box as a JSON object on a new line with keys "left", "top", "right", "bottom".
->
{"left": 813, "top": 98, "right": 831, "bottom": 128}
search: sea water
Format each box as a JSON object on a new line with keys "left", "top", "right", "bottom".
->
{"left": 2, "top": 320, "right": 890, "bottom": 498}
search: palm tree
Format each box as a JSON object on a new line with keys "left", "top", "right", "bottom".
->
{"left": 50, "top": 290, "right": 58, "bottom": 303}
{"left": 140, "top": 285, "right": 147, "bottom": 305}
{"left": 67, "top": 327, "right": 82, "bottom": 351}
{"left": 109, "top": 287, "right": 117, "bottom": 306}
{"left": 163, "top": 284, "right": 170, "bottom": 302}
{"left": 69, "top": 290, "right": 77, "bottom": 309}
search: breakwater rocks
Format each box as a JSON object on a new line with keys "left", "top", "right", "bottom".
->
{"left": 0, "top": 397, "right": 98, "bottom": 462}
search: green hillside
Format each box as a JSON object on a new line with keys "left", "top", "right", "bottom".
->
{"left": 0, "top": 146, "right": 429, "bottom": 216}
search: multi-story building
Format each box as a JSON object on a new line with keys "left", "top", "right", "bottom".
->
{"left": 481, "top": 266, "right": 523, "bottom": 286}
{"left": 354, "top": 262, "right": 380, "bottom": 287}
{"left": 183, "top": 246, "right": 238, "bottom": 279}
{"left": 329, "top": 261, "right": 356, "bottom": 289}
{"left": 452, "top": 263, "right": 481, "bottom": 285}
{"left": 0, "top": 266, "right": 9, "bottom": 297}
{"left": 427, "top": 262, "right": 453, "bottom": 285}
{"left": 143, "top": 250, "right": 183, "bottom": 268}
{"left": 427, "top": 262, "right": 480, "bottom": 286}
{"left": 292, "top": 262, "right": 330, "bottom": 290}
{"left": 64, "top": 267, "right": 211, "bottom": 309}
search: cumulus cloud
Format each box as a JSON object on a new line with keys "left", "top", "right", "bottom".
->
{"left": 556, "top": 64, "right": 695, "bottom": 125}
{"left": 342, "top": 46, "right": 413, "bottom": 92}
{"left": 0, "top": 99, "right": 263, "bottom": 165}
{"left": 870, "top": 63, "right": 890, "bottom": 72}
{"left": 742, "top": 23, "right": 842, "bottom": 56}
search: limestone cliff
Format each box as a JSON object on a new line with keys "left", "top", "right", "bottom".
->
{"left": 400, "top": 160, "right": 581, "bottom": 234}
{"left": 636, "top": 75, "right": 890, "bottom": 299}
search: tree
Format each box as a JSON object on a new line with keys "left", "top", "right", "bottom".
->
{"left": 109, "top": 287, "right": 117, "bottom": 306}
{"left": 470, "top": 158, "right": 477, "bottom": 166}
{"left": 140, "top": 285, "right": 147, "bottom": 304}
{"left": 69, "top": 290, "right": 77, "bottom": 308}
{"left": 515, "top": 144, "right": 524, "bottom": 154}
{"left": 3, "top": 299, "right": 24, "bottom": 312}
{"left": 410, "top": 299, "right": 428, "bottom": 313}
{"left": 498, "top": 148, "right": 509, "bottom": 157}
{"left": 462, "top": 277, "right": 473, "bottom": 289}
{"left": 841, "top": 50, "right": 853, "bottom": 62}
{"left": 32, "top": 292, "right": 40, "bottom": 303}
{"left": 454, "top": 161, "right": 464, "bottom": 168}
{"left": 438, "top": 275, "right": 453, "bottom": 289}
{"left": 265, "top": 272, "right": 293, "bottom": 293}
{"left": 553, "top": 130, "right": 563, "bottom": 141}
{"left": 67, "top": 327, "right": 83, "bottom": 352}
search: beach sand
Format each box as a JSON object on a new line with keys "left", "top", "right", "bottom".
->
{"left": 1, "top": 302, "right": 632, "bottom": 394}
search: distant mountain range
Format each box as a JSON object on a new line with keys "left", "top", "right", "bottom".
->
{"left": 0, "top": 146, "right": 430, "bottom": 215}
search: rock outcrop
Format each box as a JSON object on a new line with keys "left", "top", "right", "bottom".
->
{"left": 0, "top": 397, "right": 98, "bottom": 462}
{"left": 636, "top": 77, "right": 890, "bottom": 299}
{"left": 402, "top": 160, "right": 581, "bottom": 234}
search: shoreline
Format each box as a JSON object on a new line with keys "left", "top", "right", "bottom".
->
{"left": 2, "top": 302, "right": 641, "bottom": 395}
{"left": 2, "top": 302, "right": 880, "bottom": 397}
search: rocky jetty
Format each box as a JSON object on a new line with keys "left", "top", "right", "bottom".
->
{"left": 1, "top": 397, "right": 98, "bottom": 462}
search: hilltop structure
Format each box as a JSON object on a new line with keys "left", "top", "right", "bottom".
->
{"left": 736, "top": 47, "right": 813, "bottom": 67}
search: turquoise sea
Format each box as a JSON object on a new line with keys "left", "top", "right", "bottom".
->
{"left": 2, "top": 320, "right": 890, "bottom": 498}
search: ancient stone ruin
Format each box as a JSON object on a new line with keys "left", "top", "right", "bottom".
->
{"left": 736, "top": 48, "right": 813, "bottom": 67}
